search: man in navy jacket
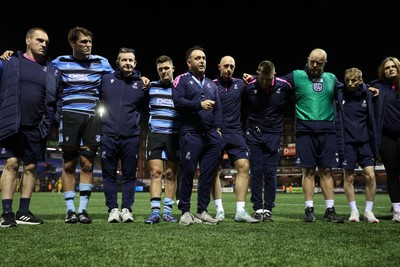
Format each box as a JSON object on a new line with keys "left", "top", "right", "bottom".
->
{"left": 172, "top": 46, "right": 222, "bottom": 225}
{"left": 99, "top": 47, "right": 149, "bottom": 223}
{"left": 0, "top": 27, "right": 62, "bottom": 227}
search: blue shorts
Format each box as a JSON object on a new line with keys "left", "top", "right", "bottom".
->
{"left": 296, "top": 132, "right": 338, "bottom": 169}
{"left": 341, "top": 142, "right": 375, "bottom": 170}
{"left": 0, "top": 126, "right": 45, "bottom": 164}
{"left": 221, "top": 132, "right": 249, "bottom": 163}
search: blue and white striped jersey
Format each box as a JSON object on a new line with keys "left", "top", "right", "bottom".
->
{"left": 52, "top": 54, "right": 113, "bottom": 116}
{"left": 148, "top": 80, "right": 180, "bottom": 134}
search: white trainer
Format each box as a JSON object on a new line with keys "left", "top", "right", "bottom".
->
{"left": 215, "top": 210, "right": 225, "bottom": 222}
{"left": 196, "top": 211, "right": 218, "bottom": 225}
{"left": 235, "top": 211, "right": 259, "bottom": 223}
{"left": 348, "top": 210, "right": 360, "bottom": 222}
{"left": 108, "top": 208, "right": 121, "bottom": 223}
{"left": 364, "top": 210, "right": 379, "bottom": 223}
{"left": 179, "top": 211, "right": 195, "bottom": 225}
{"left": 120, "top": 208, "right": 134, "bottom": 223}
{"left": 392, "top": 211, "right": 400, "bottom": 223}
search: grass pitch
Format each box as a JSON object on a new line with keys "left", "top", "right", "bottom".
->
{"left": 0, "top": 191, "right": 399, "bottom": 266}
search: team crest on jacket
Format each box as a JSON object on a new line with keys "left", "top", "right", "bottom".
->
{"left": 312, "top": 78, "right": 323, "bottom": 92}
{"left": 362, "top": 100, "right": 367, "bottom": 108}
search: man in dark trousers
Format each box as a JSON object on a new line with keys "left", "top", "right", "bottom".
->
{"left": 172, "top": 45, "right": 222, "bottom": 225}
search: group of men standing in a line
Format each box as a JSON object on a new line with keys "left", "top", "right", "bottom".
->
{"left": 1, "top": 26, "right": 400, "bottom": 228}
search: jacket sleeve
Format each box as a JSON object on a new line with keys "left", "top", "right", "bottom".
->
{"left": 172, "top": 74, "right": 202, "bottom": 112}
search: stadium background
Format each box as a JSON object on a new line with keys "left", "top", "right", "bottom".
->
{"left": 0, "top": 0, "right": 392, "bottom": 192}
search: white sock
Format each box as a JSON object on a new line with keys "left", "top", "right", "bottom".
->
{"left": 365, "top": 201, "right": 373, "bottom": 212}
{"left": 325, "top": 199, "right": 334, "bottom": 209}
{"left": 348, "top": 201, "right": 357, "bottom": 211}
{"left": 214, "top": 199, "right": 224, "bottom": 211}
{"left": 392, "top": 202, "right": 400, "bottom": 212}
{"left": 305, "top": 201, "right": 313, "bottom": 208}
{"left": 236, "top": 201, "right": 245, "bottom": 213}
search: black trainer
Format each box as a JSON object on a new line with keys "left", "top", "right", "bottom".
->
{"left": 304, "top": 206, "right": 316, "bottom": 222}
{"left": 323, "top": 207, "right": 344, "bottom": 223}
{"left": 15, "top": 211, "right": 44, "bottom": 225}
{"left": 0, "top": 212, "right": 17, "bottom": 227}
{"left": 263, "top": 210, "right": 274, "bottom": 222}
{"left": 77, "top": 210, "right": 92, "bottom": 224}
{"left": 253, "top": 212, "right": 263, "bottom": 221}
{"left": 65, "top": 210, "right": 78, "bottom": 224}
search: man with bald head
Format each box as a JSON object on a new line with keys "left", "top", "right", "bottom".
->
{"left": 211, "top": 56, "right": 258, "bottom": 223}
{"left": 283, "top": 48, "right": 344, "bottom": 223}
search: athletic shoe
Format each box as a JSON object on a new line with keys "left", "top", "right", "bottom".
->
{"left": 323, "top": 207, "right": 344, "bottom": 223}
{"left": 234, "top": 211, "right": 259, "bottom": 223}
{"left": 348, "top": 210, "right": 360, "bottom": 222}
{"left": 263, "top": 210, "right": 274, "bottom": 222}
{"left": 179, "top": 211, "right": 195, "bottom": 225}
{"left": 108, "top": 208, "right": 121, "bottom": 223}
{"left": 145, "top": 212, "right": 161, "bottom": 224}
{"left": 196, "top": 211, "right": 218, "bottom": 225}
{"left": 77, "top": 210, "right": 92, "bottom": 224}
{"left": 162, "top": 213, "right": 177, "bottom": 223}
{"left": 304, "top": 207, "right": 316, "bottom": 222}
{"left": 0, "top": 212, "right": 17, "bottom": 228}
{"left": 364, "top": 210, "right": 379, "bottom": 223}
{"left": 65, "top": 210, "right": 78, "bottom": 224}
{"left": 15, "top": 211, "right": 44, "bottom": 225}
{"left": 215, "top": 210, "right": 225, "bottom": 222}
{"left": 392, "top": 211, "right": 400, "bottom": 223}
{"left": 121, "top": 208, "right": 134, "bottom": 223}
{"left": 253, "top": 209, "right": 264, "bottom": 221}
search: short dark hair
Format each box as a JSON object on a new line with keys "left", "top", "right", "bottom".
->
{"left": 26, "top": 27, "right": 47, "bottom": 39}
{"left": 185, "top": 45, "right": 204, "bottom": 61}
{"left": 257, "top": 60, "right": 275, "bottom": 75}
{"left": 156, "top": 55, "right": 173, "bottom": 65}
{"left": 119, "top": 47, "right": 135, "bottom": 54}
{"left": 68, "top": 26, "right": 93, "bottom": 43}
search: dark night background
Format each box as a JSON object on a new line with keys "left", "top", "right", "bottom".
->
{"left": 2, "top": 1, "right": 394, "bottom": 83}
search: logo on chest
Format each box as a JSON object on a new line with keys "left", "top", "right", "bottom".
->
{"left": 312, "top": 78, "right": 323, "bottom": 92}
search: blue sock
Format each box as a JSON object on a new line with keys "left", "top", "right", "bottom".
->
{"left": 164, "top": 197, "right": 174, "bottom": 214}
{"left": 150, "top": 197, "right": 161, "bottom": 214}
{"left": 78, "top": 183, "right": 93, "bottom": 213}
{"left": 64, "top": 191, "right": 76, "bottom": 212}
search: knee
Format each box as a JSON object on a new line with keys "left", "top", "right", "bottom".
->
{"left": 165, "top": 169, "right": 176, "bottom": 182}
{"left": 149, "top": 168, "right": 163, "bottom": 180}
{"left": 4, "top": 158, "right": 19, "bottom": 173}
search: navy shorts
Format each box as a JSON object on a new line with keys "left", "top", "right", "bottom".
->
{"left": 341, "top": 142, "right": 375, "bottom": 170}
{"left": 59, "top": 111, "right": 101, "bottom": 148}
{"left": 0, "top": 126, "right": 45, "bottom": 164}
{"left": 146, "top": 132, "right": 179, "bottom": 162}
{"left": 221, "top": 132, "right": 249, "bottom": 163}
{"left": 296, "top": 132, "right": 338, "bottom": 168}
